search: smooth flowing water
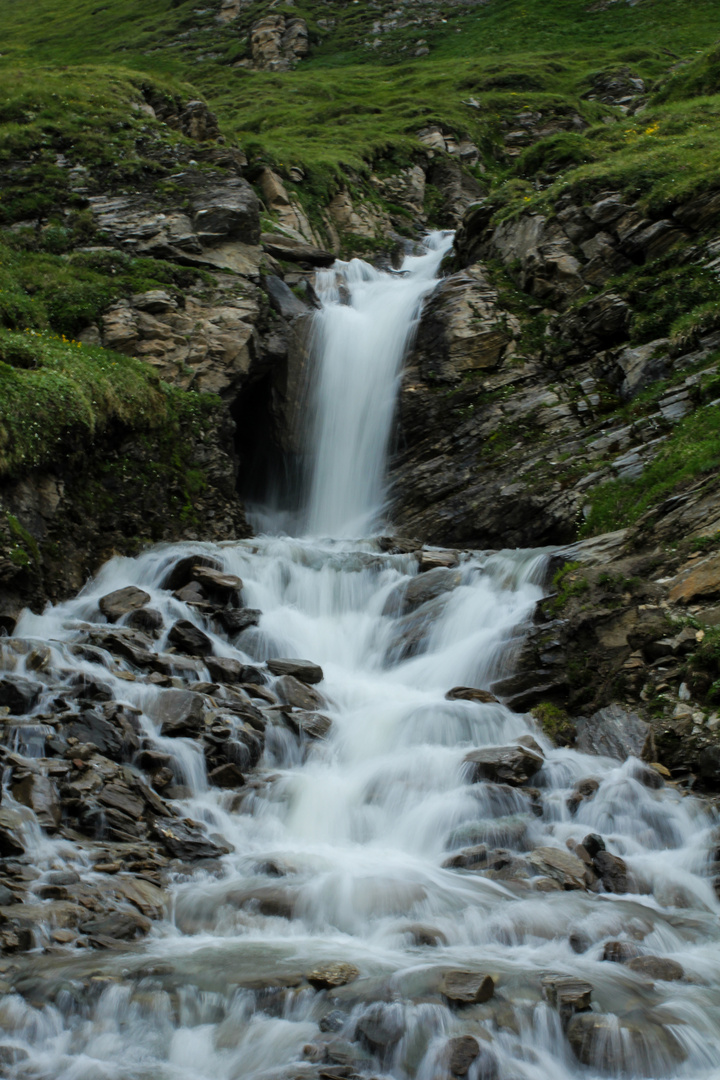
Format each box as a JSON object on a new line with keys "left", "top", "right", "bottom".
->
{"left": 1, "top": 238, "right": 719, "bottom": 1080}
{"left": 305, "top": 232, "right": 453, "bottom": 537}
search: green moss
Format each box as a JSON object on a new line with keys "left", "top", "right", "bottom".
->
{"left": 580, "top": 404, "right": 720, "bottom": 537}
{"left": 531, "top": 701, "right": 575, "bottom": 746}
{"left": 545, "top": 560, "right": 589, "bottom": 614}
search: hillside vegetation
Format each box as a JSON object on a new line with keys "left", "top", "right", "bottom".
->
{"left": 1, "top": 0, "right": 720, "bottom": 541}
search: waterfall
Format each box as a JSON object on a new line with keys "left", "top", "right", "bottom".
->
{"left": 1, "top": 235, "right": 720, "bottom": 1080}
{"left": 304, "top": 232, "right": 453, "bottom": 537}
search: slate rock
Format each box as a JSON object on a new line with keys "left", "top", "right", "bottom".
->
{"left": 627, "top": 956, "right": 684, "bottom": 981}
{"left": 0, "top": 809, "right": 27, "bottom": 856}
{"left": 215, "top": 608, "right": 262, "bottom": 634}
{"left": 440, "top": 970, "right": 495, "bottom": 1005}
{"left": 191, "top": 566, "right": 243, "bottom": 599}
{"left": 126, "top": 607, "right": 164, "bottom": 633}
{"left": 11, "top": 774, "right": 61, "bottom": 829}
{"left": 168, "top": 619, "right": 214, "bottom": 657}
{"left": 208, "top": 763, "right": 246, "bottom": 789}
{"left": 307, "top": 962, "right": 360, "bottom": 989}
{"left": 266, "top": 274, "right": 309, "bottom": 320}
{"left": 567, "top": 1012, "right": 687, "bottom": 1073}
{"left": 161, "top": 554, "right": 222, "bottom": 592}
{"left": 275, "top": 674, "right": 325, "bottom": 711}
{"left": 542, "top": 975, "right": 592, "bottom": 1024}
{"left": 206, "top": 656, "right": 245, "bottom": 683}
{"left": 529, "top": 847, "right": 586, "bottom": 889}
{"left": 99, "top": 586, "right": 151, "bottom": 623}
{"left": 593, "top": 849, "right": 630, "bottom": 893}
{"left": 267, "top": 658, "right": 324, "bottom": 684}
{"left": 447, "top": 1036, "right": 480, "bottom": 1076}
{"left": 464, "top": 743, "right": 543, "bottom": 786}
{"left": 575, "top": 705, "right": 650, "bottom": 761}
{"left": 152, "top": 689, "right": 205, "bottom": 737}
{"left": 0, "top": 677, "right": 40, "bottom": 715}
{"left": 150, "top": 817, "right": 230, "bottom": 860}
{"left": 446, "top": 686, "right": 499, "bottom": 704}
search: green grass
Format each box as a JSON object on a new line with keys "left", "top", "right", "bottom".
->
{"left": 580, "top": 404, "right": 720, "bottom": 537}
{"left": 0, "top": 326, "right": 218, "bottom": 477}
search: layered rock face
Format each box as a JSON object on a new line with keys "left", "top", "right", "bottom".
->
{"left": 391, "top": 185, "right": 720, "bottom": 548}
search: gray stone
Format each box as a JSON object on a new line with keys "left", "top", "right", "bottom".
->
{"left": 542, "top": 975, "right": 592, "bottom": 1024}
{"left": 440, "top": 970, "right": 495, "bottom": 1005}
{"left": 567, "top": 1012, "right": 687, "bottom": 1074}
{"left": 152, "top": 689, "right": 206, "bottom": 737}
{"left": 261, "top": 233, "right": 334, "bottom": 266}
{"left": 529, "top": 847, "right": 586, "bottom": 889}
{"left": 265, "top": 275, "right": 309, "bottom": 320}
{"left": 206, "top": 656, "right": 245, "bottom": 683}
{"left": 267, "top": 658, "right": 323, "bottom": 684}
{"left": 161, "top": 554, "right": 222, "bottom": 592}
{"left": 384, "top": 567, "right": 462, "bottom": 616}
{"left": 593, "top": 850, "right": 630, "bottom": 893}
{"left": 575, "top": 704, "right": 650, "bottom": 761}
{"left": 446, "top": 686, "right": 499, "bottom": 704}
{"left": 0, "top": 676, "right": 40, "bottom": 714}
{"left": 627, "top": 956, "right": 684, "bottom": 981}
{"left": 275, "top": 674, "right": 325, "bottom": 711}
{"left": 168, "top": 619, "right": 214, "bottom": 657}
{"left": 307, "top": 962, "right": 359, "bottom": 989}
{"left": 447, "top": 1036, "right": 480, "bottom": 1076}
{"left": 99, "top": 586, "right": 151, "bottom": 622}
{"left": 463, "top": 743, "right": 543, "bottom": 785}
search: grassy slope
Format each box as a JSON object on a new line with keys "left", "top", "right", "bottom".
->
{"left": 1, "top": 0, "right": 720, "bottom": 535}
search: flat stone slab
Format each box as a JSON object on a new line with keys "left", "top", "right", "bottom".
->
{"left": 266, "top": 658, "right": 324, "bottom": 684}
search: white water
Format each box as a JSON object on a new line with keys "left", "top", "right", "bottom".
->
{"left": 2, "top": 238, "right": 720, "bottom": 1079}
{"left": 305, "top": 232, "right": 453, "bottom": 537}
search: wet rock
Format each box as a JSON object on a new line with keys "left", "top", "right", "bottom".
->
{"left": 126, "top": 607, "right": 163, "bottom": 633}
{"left": 575, "top": 704, "right": 651, "bottom": 761}
{"left": 307, "top": 962, "right": 360, "bottom": 989}
{"left": 80, "top": 909, "right": 151, "bottom": 943}
{"left": 542, "top": 975, "right": 592, "bottom": 1025}
{"left": 0, "top": 809, "right": 27, "bottom": 856}
{"left": 569, "top": 931, "right": 592, "bottom": 954}
{"left": 11, "top": 774, "right": 61, "bottom": 829}
{"left": 174, "top": 581, "right": 207, "bottom": 605}
{"left": 447, "top": 818, "right": 527, "bottom": 851}
{"left": 168, "top": 619, "right": 214, "bottom": 657}
{"left": 442, "top": 844, "right": 489, "bottom": 870}
{"left": 567, "top": 1012, "right": 687, "bottom": 1074}
{"left": 191, "top": 566, "right": 243, "bottom": 599}
{"left": 567, "top": 777, "right": 599, "bottom": 814}
{"left": 404, "top": 923, "right": 447, "bottom": 947}
{"left": 383, "top": 567, "right": 462, "bottom": 616}
{"left": 355, "top": 1003, "right": 405, "bottom": 1052}
{"left": 319, "top": 1010, "right": 347, "bottom": 1034}
{"left": 99, "top": 586, "right": 151, "bottom": 622}
{"left": 0, "top": 676, "right": 40, "bottom": 714}
{"left": 447, "top": 1035, "right": 480, "bottom": 1076}
{"left": 440, "top": 970, "right": 495, "bottom": 1006}
{"left": 582, "top": 833, "right": 605, "bottom": 858}
{"left": 152, "top": 689, "right": 206, "bottom": 737}
{"left": 529, "top": 847, "right": 586, "bottom": 889}
{"left": 150, "top": 817, "right": 230, "bottom": 860}
{"left": 267, "top": 658, "right": 324, "bottom": 684}
{"left": 285, "top": 709, "right": 332, "bottom": 740}
{"left": 593, "top": 850, "right": 630, "bottom": 893}
{"left": 64, "top": 710, "right": 126, "bottom": 759}
{"left": 0, "top": 885, "right": 15, "bottom": 905}
{"left": 97, "top": 783, "right": 145, "bottom": 820}
{"left": 603, "top": 940, "right": 642, "bottom": 963}
{"left": 275, "top": 674, "right": 325, "bottom": 711}
{"left": 215, "top": 608, "right": 262, "bottom": 634}
{"left": 265, "top": 275, "right": 309, "bottom": 321}
{"left": 464, "top": 743, "right": 543, "bottom": 786}
{"left": 205, "top": 656, "right": 245, "bottom": 683}
{"left": 160, "top": 554, "right": 222, "bottom": 592}
{"left": 627, "top": 956, "right": 684, "bottom": 981}
{"left": 446, "top": 686, "right": 499, "bottom": 704}
{"left": 208, "top": 762, "right": 245, "bottom": 788}
{"left": 261, "top": 233, "right": 334, "bottom": 266}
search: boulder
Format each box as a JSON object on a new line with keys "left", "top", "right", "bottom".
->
{"left": 99, "top": 586, "right": 151, "bottom": 623}
{"left": 567, "top": 1012, "right": 686, "bottom": 1074}
{"left": 261, "top": 233, "right": 334, "bottom": 267}
{"left": 80, "top": 910, "right": 151, "bottom": 943}
{"left": 567, "top": 777, "right": 600, "bottom": 813}
{"left": 575, "top": 705, "right": 651, "bottom": 761}
{"left": 442, "top": 844, "right": 489, "bottom": 870}
{"left": 307, "top": 962, "right": 359, "bottom": 989}
{"left": 275, "top": 674, "right": 325, "bottom": 711}
{"left": 0, "top": 808, "right": 27, "bottom": 856}
{"left": 603, "top": 940, "right": 642, "bottom": 963}
{"left": 446, "top": 1036, "right": 480, "bottom": 1077}
{"left": 191, "top": 178, "right": 261, "bottom": 246}
{"left": 190, "top": 566, "right": 243, "bottom": 599}
{"left": 150, "top": 817, "right": 230, "bottom": 860}
{"left": 208, "top": 763, "right": 246, "bottom": 789}
{"left": 463, "top": 743, "right": 543, "bottom": 786}
{"left": 152, "top": 689, "right": 206, "bottom": 737}
{"left": 11, "top": 774, "right": 61, "bottom": 830}
{"left": 529, "top": 847, "right": 586, "bottom": 890}
{"left": 446, "top": 686, "right": 499, "bottom": 704}
{"left": 215, "top": 608, "right": 262, "bottom": 634}
{"left": 267, "top": 658, "right": 324, "bottom": 684}
{"left": 265, "top": 275, "right": 309, "bottom": 320}
{"left": 627, "top": 956, "right": 684, "bottom": 981}
{"left": 542, "top": 975, "right": 592, "bottom": 1025}
{"left": 206, "top": 656, "right": 245, "bottom": 683}
{"left": 168, "top": 619, "right": 214, "bottom": 658}
{"left": 288, "top": 710, "right": 332, "bottom": 739}
{"left": 383, "top": 567, "right": 462, "bottom": 616}
{"left": 126, "top": 607, "right": 163, "bottom": 633}
{"left": 0, "top": 676, "right": 40, "bottom": 714}
{"left": 161, "top": 554, "right": 222, "bottom": 592}
{"left": 439, "top": 970, "right": 495, "bottom": 1006}
{"left": 593, "top": 850, "right": 630, "bottom": 893}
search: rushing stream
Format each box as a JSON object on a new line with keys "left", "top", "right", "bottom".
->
{"left": 1, "top": 238, "right": 719, "bottom": 1080}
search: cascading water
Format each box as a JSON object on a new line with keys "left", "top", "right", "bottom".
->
{"left": 304, "top": 233, "right": 453, "bottom": 537}
{"left": 1, "top": 237, "right": 719, "bottom": 1080}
